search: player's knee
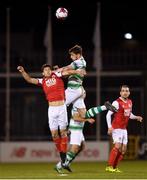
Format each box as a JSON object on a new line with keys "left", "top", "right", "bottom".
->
{"left": 60, "top": 130, "right": 67, "bottom": 137}
{"left": 51, "top": 132, "right": 59, "bottom": 139}
{"left": 71, "top": 145, "right": 80, "bottom": 153}
{"left": 114, "top": 143, "right": 121, "bottom": 150}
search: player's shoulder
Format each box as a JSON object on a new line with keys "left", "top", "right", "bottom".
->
{"left": 112, "top": 100, "right": 119, "bottom": 107}
{"left": 52, "top": 71, "right": 62, "bottom": 77}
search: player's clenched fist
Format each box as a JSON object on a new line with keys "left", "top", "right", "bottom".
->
{"left": 17, "top": 66, "right": 24, "bottom": 73}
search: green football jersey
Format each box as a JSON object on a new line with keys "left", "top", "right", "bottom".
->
{"left": 67, "top": 56, "right": 86, "bottom": 89}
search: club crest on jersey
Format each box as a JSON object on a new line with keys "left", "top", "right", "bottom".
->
{"left": 124, "top": 109, "right": 131, "bottom": 116}
{"left": 46, "top": 78, "right": 56, "bottom": 87}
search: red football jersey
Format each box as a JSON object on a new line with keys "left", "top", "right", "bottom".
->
{"left": 38, "top": 72, "right": 65, "bottom": 102}
{"left": 112, "top": 98, "right": 132, "bottom": 129}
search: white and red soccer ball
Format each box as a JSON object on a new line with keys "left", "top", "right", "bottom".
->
{"left": 56, "top": 7, "right": 68, "bottom": 20}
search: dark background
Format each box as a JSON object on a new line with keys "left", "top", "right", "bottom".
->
{"left": 0, "top": 0, "right": 147, "bottom": 141}
{"left": 1, "top": 1, "right": 147, "bottom": 49}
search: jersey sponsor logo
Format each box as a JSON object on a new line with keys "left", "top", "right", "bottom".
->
{"left": 46, "top": 78, "right": 56, "bottom": 87}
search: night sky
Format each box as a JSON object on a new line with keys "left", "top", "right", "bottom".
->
{"left": 0, "top": 0, "right": 147, "bottom": 50}
{"left": 0, "top": 0, "right": 146, "bottom": 140}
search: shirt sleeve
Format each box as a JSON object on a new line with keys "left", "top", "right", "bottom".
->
{"left": 130, "top": 113, "right": 138, "bottom": 119}
{"left": 112, "top": 100, "right": 119, "bottom": 110}
{"left": 106, "top": 100, "right": 119, "bottom": 128}
{"left": 54, "top": 70, "right": 62, "bottom": 77}
{"left": 37, "top": 78, "right": 43, "bottom": 85}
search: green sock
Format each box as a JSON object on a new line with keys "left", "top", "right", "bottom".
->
{"left": 69, "top": 147, "right": 83, "bottom": 164}
{"left": 64, "top": 151, "right": 76, "bottom": 166}
{"left": 85, "top": 106, "right": 103, "bottom": 118}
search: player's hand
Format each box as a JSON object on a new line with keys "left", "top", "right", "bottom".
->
{"left": 87, "top": 118, "right": 95, "bottom": 124}
{"left": 107, "top": 127, "right": 113, "bottom": 135}
{"left": 136, "top": 116, "right": 143, "bottom": 122}
{"left": 17, "top": 66, "right": 24, "bottom": 73}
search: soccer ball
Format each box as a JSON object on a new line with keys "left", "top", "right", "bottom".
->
{"left": 56, "top": 7, "right": 68, "bottom": 20}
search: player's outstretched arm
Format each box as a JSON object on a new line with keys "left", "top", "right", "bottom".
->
{"left": 62, "top": 69, "right": 85, "bottom": 76}
{"left": 17, "top": 66, "right": 38, "bottom": 85}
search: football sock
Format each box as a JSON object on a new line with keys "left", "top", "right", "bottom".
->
{"left": 60, "top": 152, "right": 66, "bottom": 163}
{"left": 85, "top": 105, "right": 106, "bottom": 118}
{"left": 113, "top": 152, "right": 124, "bottom": 168}
{"left": 118, "top": 153, "right": 123, "bottom": 162}
{"left": 113, "top": 150, "right": 121, "bottom": 168}
{"left": 53, "top": 137, "right": 61, "bottom": 152}
{"left": 108, "top": 147, "right": 119, "bottom": 167}
{"left": 64, "top": 151, "right": 76, "bottom": 166}
{"left": 60, "top": 136, "right": 68, "bottom": 153}
{"left": 69, "top": 146, "right": 83, "bottom": 164}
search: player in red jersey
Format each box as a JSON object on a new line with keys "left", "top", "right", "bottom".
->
{"left": 105, "top": 85, "right": 143, "bottom": 173}
{"left": 17, "top": 64, "right": 83, "bottom": 170}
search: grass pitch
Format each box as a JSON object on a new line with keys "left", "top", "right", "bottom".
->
{"left": 0, "top": 160, "right": 147, "bottom": 179}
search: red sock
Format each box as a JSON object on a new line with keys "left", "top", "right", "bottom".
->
{"left": 113, "top": 150, "right": 121, "bottom": 168}
{"left": 108, "top": 147, "right": 119, "bottom": 167}
{"left": 53, "top": 137, "right": 61, "bottom": 152}
{"left": 60, "top": 136, "right": 68, "bottom": 153}
{"left": 113, "top": 152, "right": 123, "bottom": 168}
{"left": 118, "top": 153, "right": 123, "bottom": 162}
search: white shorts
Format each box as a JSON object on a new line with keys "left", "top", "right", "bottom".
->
{"left": 65, "top": 87, "right": 85, "bottom": 108}
{"left": 112, "top": 129, "right": 128, "bottom": 145}
{"left": 48, "top": 104, "right": 68, "bottom": 131}
{"left": 70, "top": 130, "right": 85, "bottom": 146}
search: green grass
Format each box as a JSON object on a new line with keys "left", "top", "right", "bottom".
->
{"left": 0, "top": 160, "right": 147, "bottom": 179}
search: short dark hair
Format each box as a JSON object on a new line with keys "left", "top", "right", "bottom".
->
{"left": 41, "top": 64, "right": 51, "bottom": 71}
{"left": 120, "top": 84, "right": 130, "bottom": 91}
{"left": 69, "top": 44, "right": 82, "bottom": 55}
{"left": 53, "top": 65, "right": 59, "bottom": 70}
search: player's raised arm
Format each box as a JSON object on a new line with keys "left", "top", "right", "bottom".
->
{"left": 17, "top": 66, "right": 38, "bottom": 85}
{"left": 61, "top": 69, "right": 85, "bottom": 77}
{"left": 61, "top": 63, "right": 86, "bottom": 74}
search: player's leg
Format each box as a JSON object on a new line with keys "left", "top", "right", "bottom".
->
{"left": 49, "top": 105, "right": 68, "bottom": 173}
{"left": 58, "top": 104, "right": 69, "bottom": 164}
{"left": 85, "top": 101, "right": 117, "bottom": 118}
{"left": 62, "top": 130, "right": 84, "bottom": 170}
{"left": 106, "top": 129, "right": 123, "bottom": 172}
{"left": 68, "top": 141, "right": 85, "bottom": 164}
{"left": 113, "top": 130, "right": 128, "bottom": 172}
{"left": 49, "top": 127, "right": 63, "bottom": 173}
{"left": 48, "top": 106, "right": 61, "bottom": 154}
{"left": 55, "top": 128, "right": 69, "bottom": 173}
{"left": 50, "top": 130, "right": 63, "bottom": 174}
{"left": 71, "top": 91, "right": 117, "bottom": 118}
